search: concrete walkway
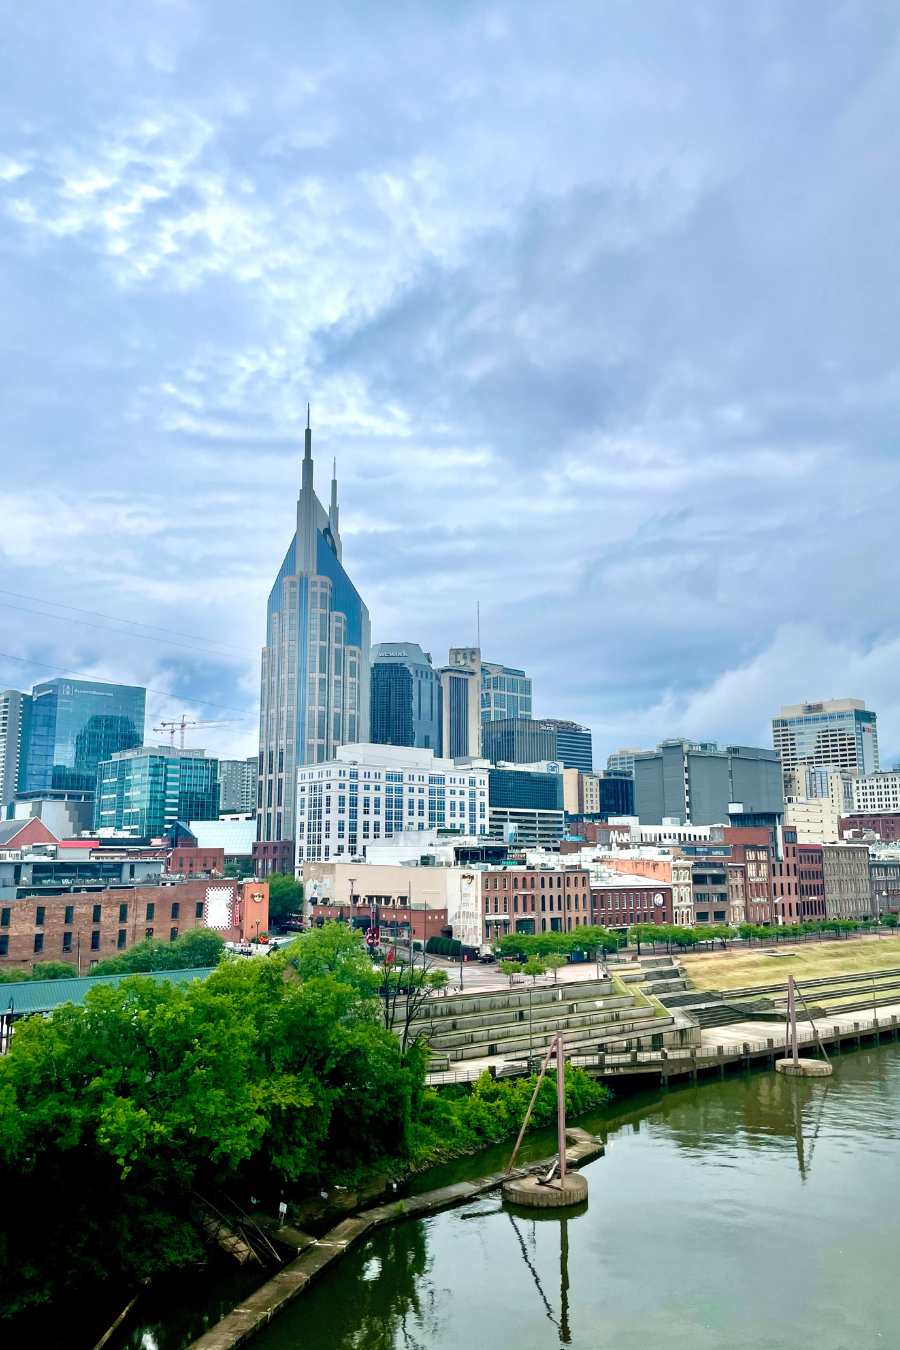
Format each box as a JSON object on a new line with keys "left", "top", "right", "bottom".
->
{"left": 700, "top": 999, "right": 900, "bottom": 1051}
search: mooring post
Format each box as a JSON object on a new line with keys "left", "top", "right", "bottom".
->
{"left": 556, "top": 1034, "right": 567, "bottom": 1184}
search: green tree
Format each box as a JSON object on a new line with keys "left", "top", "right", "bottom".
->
{"left": 30, "top": 961, "right": 78, "bottom": 980}
{"left": 499, "top": 959, "right": 523, "bottom": 987}
{"left": 90, "top": 928, "right": 225, "bottom": 976}
{"left": 267, "top": 871, "right": 304, "bottom": 926}
{"left": 284, "top": 923, "right": 378, "bottom": 999}
{"left": 522, "top": 956, "right": 545, "bottom": 983}
{"left": 543, "top": 952, "right": 567, "bottom": 983}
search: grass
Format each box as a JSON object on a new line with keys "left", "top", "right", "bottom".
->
{"left": 681, "top": 936, "right": 900, "bottom": 992}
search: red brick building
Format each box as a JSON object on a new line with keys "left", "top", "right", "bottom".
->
{"left": 480, "top": 867, "right": 591, "bottom": 940}
{"left": 309, "top": 903, "right": 447, "bottom": 945}
{"left": 840, "top": 813, "right": 900, "bottom": 843}
{"left": 797, "top": 843, "right": 826, "bottom": 919}
{"left": 167, "top": 846, "right": 226, "bottom": 878}
{"left": 590, "top": 877, "right": 672, "bottom": 928}
{"left": 0, "top": 878, "right": 269, "bottom": 973}
{"left": 253, "top": 839, "right": 295, "bottom": 877}
{"left": 770, "top": 826, "right": 801, "bottom": 924}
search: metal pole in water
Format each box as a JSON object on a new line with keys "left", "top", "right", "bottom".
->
{"left": 556, "top": 1034, "right": 567, "bottom": 1183}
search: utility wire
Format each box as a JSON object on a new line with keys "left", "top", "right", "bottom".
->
{"left": 0, "top": 586, "right": 251, "bottom": 655}
{"left": 0, "top": 649, "right": 257, "bottom": 719}
{"left": 0, "top": 598, "right": 255, "bottom": 662}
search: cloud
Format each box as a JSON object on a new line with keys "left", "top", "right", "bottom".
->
{"left": 1, "top": 0, "right": 899, "bottom": 771}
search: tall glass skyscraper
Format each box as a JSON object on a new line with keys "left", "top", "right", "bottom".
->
{"left": 21, "top": 678, "right": 145, "bottom": 794}
{"left": 772, "top": 699, "right": 879, "bottom": 795}
{"left": 370, "top": 643, "right": 440, "bottom": 749}
{"left": 258, "top": 411, "right": 371, "bottom": 849}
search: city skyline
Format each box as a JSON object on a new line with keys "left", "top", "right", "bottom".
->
{"left": 3, "top": 5, "right": 900, "bottom": 768}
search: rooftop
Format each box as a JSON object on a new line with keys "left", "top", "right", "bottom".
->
{"left": 3, "top": 966, "right": 218, "bottom": 1017}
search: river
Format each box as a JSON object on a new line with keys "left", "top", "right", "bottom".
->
{"left": 242, "top": 1044, "right": 900, "bottom": 1350}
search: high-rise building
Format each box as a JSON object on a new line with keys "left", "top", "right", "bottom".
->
{"left": 95, "top": 746, "right": 220, "bottom": 836}
{"left": 606, "top": 748, "right": 644, "bottom": 776}
{"left": 296, "top": 744, "right": 488, "bottom": 862}
{"left": 218, "top": 756, "right": 257, "bottom": 813}
{"left": 439, "top": 664, "right": 481, "bottom": 758}
{"left": 258, "top": 411, "right": 371, "bottom": 853}
{"left": 21, "top": 678, "right": 145, "bottom": 796}
{"left": 772, "top": 699, "right": 879, "bottom": 794}
{"left": 534, "top": 719, "right": 592, "bottom": 772}
{"left": 487, "top": 763, "right": 565, "bottom": 847}
{"left": 447, "top": 647, "right": 532, "bottom": 724}
{"left": 633, "top": 740, "right": 783, "bottom": 826}
{"left": 481, "top": 717, "right": 555, "bottom": 765}
{"left": 370, "top": 643, "right": 440, "bottom": 750}
{"left": 0, "top": 690, "right": 30, "bottom": 817}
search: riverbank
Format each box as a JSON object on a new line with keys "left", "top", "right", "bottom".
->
{"left": 681, "top": 933, "right": 900, "bottom": 990}
{"left": 187, "top": 1128, "right": 604, "bottom": 1350}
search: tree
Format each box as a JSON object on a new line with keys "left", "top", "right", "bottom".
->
{"left": 90, "top": 928, "right": 224, "bottom": 977}
{"left": 267, "top": 871, "right": 304, "bottom": 927}
{"left": 499, "top": 959, "right": 523, "bottom": 987}
{"left": 543, "top": 953, "right": 567, "bottom": 983}
{"left": 284, "top": 923, "right": 378, "bottom": 1000}
{"left": 522, "top": 956, "right": 545, "bottom": 984}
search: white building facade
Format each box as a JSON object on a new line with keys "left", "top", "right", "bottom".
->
{"left": 296, "top": 744, "right": 489, "bottom": 863}
{"left": 852, "top": 772, "right": 900, "bottom": 814}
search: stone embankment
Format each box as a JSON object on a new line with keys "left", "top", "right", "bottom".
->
{"left": 188, "top": 1128, "right": 602, "bottom": 1350}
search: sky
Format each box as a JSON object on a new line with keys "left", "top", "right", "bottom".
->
{"left": 2, "top": 1, "right": 900, "bottom": 768}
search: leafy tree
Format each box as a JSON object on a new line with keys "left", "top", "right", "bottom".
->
{"left": 284, "top": 923, "right": 378, "bottom": 999}
{"left": 543, "top": 953, "right": 567, "bottom": 983}
{"left": 522, "top": 956, "right": 545, "bottom": 983}
{"left": 90, "top": 928, "right": 225, "bottom": 977}
{"left": 30, "top": 961, "right": 78, "bottom": 980}
{"left": 499, "top": 959, "right": 523, "bottom": 987}
{"left": 267, "top": 871, "right": 304, "bottom": 926}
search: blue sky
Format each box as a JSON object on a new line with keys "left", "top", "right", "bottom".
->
{"left": 2, "top": 1, "right": 900, "bottom": 766}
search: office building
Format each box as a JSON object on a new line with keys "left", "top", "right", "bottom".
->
{"left": 0, "top": 690, "right": 30, "bottom": 817}
{"left": 772, "top": 699, "right": 879, "bottom": 795}
{"left": 535, "top": 719, "right": 592, "bottom": 772}
{"left": 481, "top": 717, "right": 555, "bottom": 766}
{"left": 446, "top": 647, "right": 532, "bottom": 725}
{"left": 296, "top": 744, "right": 489, "bottom": 863}
{"left": 562, "top": 770, "right": 634, "bottom": 820}
{"left": 258, "top": 410, "right": 371, "bottom": 854}
{"left": 606, "top": 748, "right": 644, "bottom": 776}
{"left": 21, "top": 678, "right": 145, "bottom": 796}
{"left": 94, "top": 747, "right": 220, "bottom": 837}
{"left": 218, "top": 756, "right": 257, "bottom": 814}
{"left": 488, "top": 763, "right": 565, "bottom": 847}
{"left": 783, "top": 795, "right": 841, "bottom": 844}
{"left": 852, "top": 772, "right": 900, "bottom": 814}
{"left": 439, "top": 664, "right": 481, "bottom": 758}
{"left": 633, "top": 740, "right": 783, "bottom": 826}
{"left": 370, "top": 643, "right": 440, "bottom": 750}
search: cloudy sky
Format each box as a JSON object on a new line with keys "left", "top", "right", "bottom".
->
{"left": 2, "top": 1, "right": 899, "bottom": 766}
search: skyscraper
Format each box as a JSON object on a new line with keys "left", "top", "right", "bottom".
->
{"left": 370, "top": 643, "right": 440, "bottom": 750}
{"left": 633, "top": 739, "right": 783, "bottom": 826}
{"left": 438, "top": 664, "right": 481, "bottom": 758}
{"left": 772, "top": 699, "right": 879, "bottom": 794}
{"left": 218, "top": 756, "right": 257, "bottom": 813}
{"left": 21, "top": 678, "right": 145, "bottom": 795}
{"left": 447, "top": 647, "right": 532, "bottom": 724}
{"left": 258, "top": 410, "right": 371, "bottom": 852}
{"left": 0, "top": 690, "right": 30, "bottom": 817}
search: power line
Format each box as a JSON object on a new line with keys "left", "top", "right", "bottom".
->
{"left": 0, "top": 587, "right": 251, "bottom": 654}
{"left": 0, "top": 649, "right": 257, "bottom": 719}
{"left": 0, "top": 597, "right": 256, "bottom": 662}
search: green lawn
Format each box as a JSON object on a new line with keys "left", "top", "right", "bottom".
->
{"left": 681, "top": 936, "right": 900, "bottom": 992}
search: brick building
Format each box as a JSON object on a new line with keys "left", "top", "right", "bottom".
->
{"left": 253, "top": 839, "right": 295, "bottom": 877}
{"left": 590, "top": 876, "right": 672, "bottom": 929}
{"left": 840, "top": 813, "right": 900, "bottom": 843}
{"left": 870, "top": 855, "right": 900, "bottom": 917}
{"left": 0, "top": 878, "right": 269, "bottom": 973}
{"left": 480, "top": 867, "right": 591, "bottom": 940}
{"left": 770, "top": 826, "right": 800, "bottom": 924}
{"left": 822, "top": 843, "right": 872, "bottom": 919}
{"left": 797, "top": 843, "right": 826, "bottom": 919}
{"left": 167, "top": 846, "right": 226, "bottom": 878}
{"left": 309, "top": 903, "right": 447, "bottom": 945}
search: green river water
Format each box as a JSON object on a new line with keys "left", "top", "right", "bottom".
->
{"left": 116, "top": 1042, "right": 900, "bottom": 1350}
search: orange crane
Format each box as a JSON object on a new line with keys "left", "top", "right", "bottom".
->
{"left": 153, "top": 716, "right": 237, "bottom": 749}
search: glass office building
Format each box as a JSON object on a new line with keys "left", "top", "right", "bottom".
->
{"left": 22, "top": 678, "right": 145, "bottom": 794}
{"left": 95, "top": 746, "right": 220, "bottom": 836}
{"left": 370, "top": 643, "right": 440, "bottom": 750}
{"left": 258, "top": 413, "right": 371, "bottom": 849}
{"left": 772, "top": 699, "right": 879, "bottom": 794}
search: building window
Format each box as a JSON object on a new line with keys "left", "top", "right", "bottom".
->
{"left": 171, "top": 901, "right": 180, "bottom": 919}
{"left": 117, "top": 929, "right": 127, "bottom": 949}
{"left": 146, "top": 902, "right": 155, "bottom": 921}
{"left": 90, "top": 930, "right": 100, "bottom": 950}
{"left": 117, "top": 901, "right": 128, "bottom": 922}
{"left": 92, "top": 904, "right": 102, "bottom": 924}
{"left": 196, "top": 902, "right": 204, "bottom": 919}
{"left": 170, "top": 927, "right": 179, "bottom": 942}
{"left": 33, "top": 933, "right": 44, "bottom": 954}
{"left": 0, "top": 908, "right": 9, "bottom": 928}
{"left": 64, "top": 905, "right": 74, "bottom": 925}
{"left": 145, "top": 927, "right": 154, "bottom": 940}
{"left": 62, "top": 931, "right": 73, "bottom": 953}
{"left": 35, "top": 906, "right": 45, "bottom": 926}
{"left": 0, "top": 935, "right": 7, "bottom": 956}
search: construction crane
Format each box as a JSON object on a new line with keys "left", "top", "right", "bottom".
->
{"left": 153, "top": 716, "right": 237, "bottom": 749}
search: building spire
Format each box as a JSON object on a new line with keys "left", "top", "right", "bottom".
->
{"left": 329, "top": 454, "right": 340, "bottom": 551}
